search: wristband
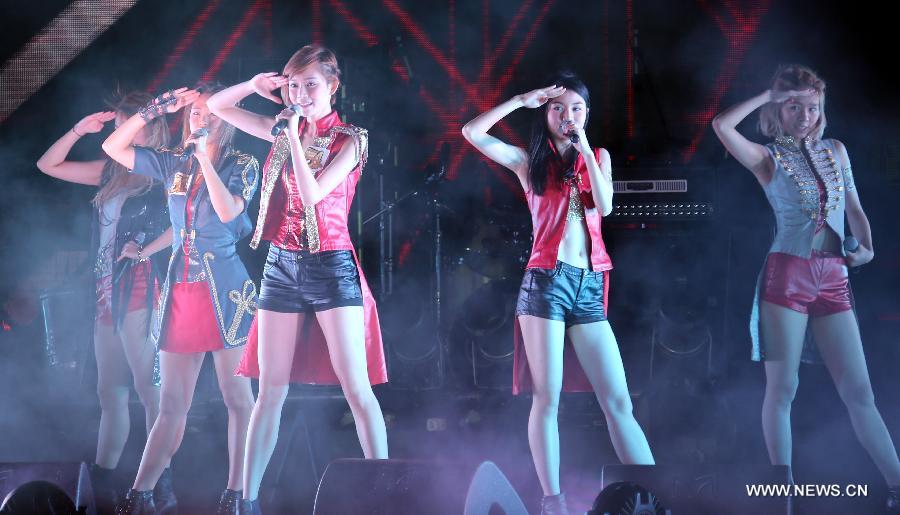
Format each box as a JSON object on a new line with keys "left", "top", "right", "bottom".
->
{"left": 139, "top": 89, "right": 177, "bottom": 122}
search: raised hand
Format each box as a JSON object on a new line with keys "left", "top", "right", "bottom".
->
{"left": 164, "top": 87, "right": 201, "bottom": 114}
{"left": 518, "top": 85, "right": 566, "bottom": 109}
{"left": 139, "top": 87, "right": 200, "bottom": 122}
{"left": 250, "top": 72, "right": 289, "bottom": 104}
{"left": 769, "top": 88, "right": 816, "bottom": 104}
{"left": 72, "top": 111, "right": 116, "bottom": 136}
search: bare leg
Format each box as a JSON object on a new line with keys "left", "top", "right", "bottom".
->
{"left": 759, "top": 301, "right": 808, "bottom": 475}
{"left": 94, "top": 321, "right": 132, "bottom": 469}
{"left": 211, "top": 347, "right": 255, "bottom": 490}
{"left": 567, "top": 321, "right": 654, "bottom": 464}
{"left": 812, "top": 310, "right": 900, "bottom": 485}
{"left": 317, "top": 306, "right": 388, "bottom": 459}
{"left": 518, "top": 315, "right": 566, "bottom": 497}
{"left": 132, "top": 351, "right": 204, "bottom": 490}
{"left": 119, "top": 308, "right": 160, "bottom": 436}
{"left": 241, "top": 309, "right": 302, "bottom": 501}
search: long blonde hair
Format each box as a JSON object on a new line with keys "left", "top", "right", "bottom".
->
{"left": 758, "top": 64, "right": 827, "bottom": 140}
{"left": 92, "top": 91, "right": 169, "bottom": 207}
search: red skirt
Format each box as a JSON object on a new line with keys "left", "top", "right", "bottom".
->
{"left": 162, "top": 282, "right": 223, "bottom": 353}
{"left": 96, "top": 261, "right": 155, "bottom": 326}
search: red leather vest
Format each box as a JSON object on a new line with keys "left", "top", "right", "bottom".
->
{"left": 250, "top": 111, "right": 368, "bottom": 252}
{"left": 525, "top": 146, "right": 613, "bottom": 271}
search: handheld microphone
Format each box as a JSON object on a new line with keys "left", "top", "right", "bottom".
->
{"left": 843, "top": 235, "right": 860, "bottom": 253}
{"left": 180, "top": 128, "right": 209, "bottom": 161}
{"left": 559, "top": 121, "right": 579, "bottom": 144}
{"left": 114, "top": 231, "right": 147, "bottom": 282}
{"left": 271, "top": 104, "right": 302, "bottom": 136}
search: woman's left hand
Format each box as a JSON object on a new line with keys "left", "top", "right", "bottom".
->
{"left": 845, "top": 245, "right": 874, "bottom": 268}
{"left": 185, "top": 130, "right": 209, "bottom": 158}
{"left": 276, "top": 106, "right": 302, "bottom": 137}
{"left": 562, "top": 120, "right": 590, "bottom": 155}
{"left": 118, "top": 240, "right": 141, "bottom": 261}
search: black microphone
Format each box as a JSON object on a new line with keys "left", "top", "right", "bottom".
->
{"left": 180, "top": 128, "right": 209, "bottom": 161}
{"left": 843, "top": 235, "right": 859, "bottom": 253}
{"left": 114, "top": 231, "right": 147, "bottom": 282}
{"left": 559, "top": 121, "right": 579, "bottom": 144}
{"left": 271, "top": 104, "right": 301, "bottom": 136}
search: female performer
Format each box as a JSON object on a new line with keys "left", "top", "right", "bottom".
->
{"left": 102, "top": 86, "right": 259, "bottom": 514}
{"left": 36, "top": 92, "right": 171, "bottom": 512}
{"left": 208, "top": 45, "right": 388, "bottom": 513}
{"left": 711, "top": 64, "right": 900, "bottom": 511}
{"left": 462, "top": 71, "right": 654, "bottom": 515}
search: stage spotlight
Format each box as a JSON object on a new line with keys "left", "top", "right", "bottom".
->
{"left": 0, "top": 480, "right": 79, "bottom": 515}
{"left": 587, "top": 481, "right": 670, "bottom": 515}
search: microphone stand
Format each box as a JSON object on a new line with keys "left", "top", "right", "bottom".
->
{"left": 362, "top": 164, "right": 447, "bottom": 386}
{"left": 363, "top": 181, "right": 422, "bottom": 297}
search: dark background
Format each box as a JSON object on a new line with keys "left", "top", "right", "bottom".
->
{"left": 1, "top": 1, "right": 898, "bottom": 513}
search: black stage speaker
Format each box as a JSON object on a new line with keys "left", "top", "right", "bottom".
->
{"left": 313, "top": 459, "right": 528, "bottom": 515}
{"left": 0, "top": 462, "right": 93, "bottom": 514}
{"left": 380, "top": 277, "right": 445, "bottom": 390}
{"left": 39, "top": 288, "right": 94, "bottom": 390}
{"left": 601, "top": 464, "right": 791, "bottom": 515}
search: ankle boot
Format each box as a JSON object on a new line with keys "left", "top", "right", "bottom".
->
{"left": 154, "top": 468, "right": 177, "bottom": 514}
{"left": 115, "top": 489, "right": 155, "bottom": 515}
{"left": 887, "top": 485, "right": 900, "bottom": 513}
{"left": 238, "top": 498, "right": 262, "bottom": 515}
{"left": 216, "top": 489, "right": 242, "bottom": 515}
{"left": 540, "top": 492, "right": 570, "bottom": 515}
{"left": 89, "top": 463, "right": 119, "bottom": 515}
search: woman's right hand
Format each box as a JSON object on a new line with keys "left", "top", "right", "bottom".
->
{"left": 768, "top": 88, "right": 816, "bottom": 104}
{"left": 250, "top": 72, "right": 289, "bottom": 104}
{"left": 73, "top": 111, "right": 116, "bottom": 135}
{"left": 517, "top": 85, "right": 566, "bottom": 108}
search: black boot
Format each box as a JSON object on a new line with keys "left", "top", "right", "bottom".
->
{"left": 115, "top": 489, "right": 155, "bottom": 515}
{"left": 215, "top": 489, "right": 242, "bottom": 515}
{"left": 89, "top": 463, "right": 120, "bottom": 515}
{"left": 154, "top": 468, "right": 177, "bottom": 514}
{"left": 540, "top": 493, "right": 570, "bottom": 515}
{"left": 887, "top": 485, "right": 900, "bottom": 513}
{"left": 238, "top": 498, "right": 262, "bottom": 515}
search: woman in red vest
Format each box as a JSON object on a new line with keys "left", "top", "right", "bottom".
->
{"left": 463, "top": 71, "right": 654, "bottom": 515}
{"left": 208, "top": 45, "right": 388, "bottom": 514}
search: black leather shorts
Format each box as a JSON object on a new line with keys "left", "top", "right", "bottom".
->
{"left": 258, "top": 246, "right": 363, "bottom": 313}
{"left": 515, "top": 261, "right": 608, "bottom": 326}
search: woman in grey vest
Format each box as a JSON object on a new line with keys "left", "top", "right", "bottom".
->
{"left": 711, "top": 64, "right": 900, "bottom": 510}
{"left": 36, "top": 92, "right": 173, "bottom": 513}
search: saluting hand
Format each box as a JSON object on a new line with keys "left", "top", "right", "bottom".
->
{"left": 518, "top": 85, "right": 566, "bottom": 109}
{"left": 250, "top": 72, "right": 289, "bottom": 104}
{"left": 73, "top": 111, "right": 116, "bottom": 135}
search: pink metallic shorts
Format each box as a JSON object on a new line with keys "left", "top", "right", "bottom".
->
{"left": 762, "top": 251, "right": 852, "bottom": 317}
